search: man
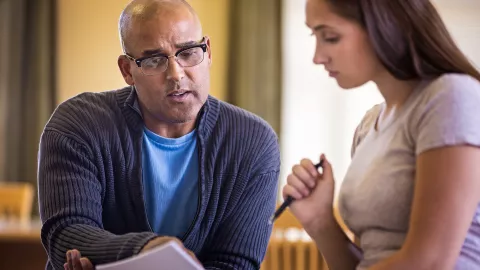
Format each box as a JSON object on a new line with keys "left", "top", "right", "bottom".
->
{"left": 37, "top": 0, "right": 280, "bottom": 269}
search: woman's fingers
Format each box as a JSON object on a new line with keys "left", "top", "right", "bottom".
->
{"left": 282, "top": 181, "right": 306, "bottom": 200}
{"left": 284, "top": 158, "right": 322, "bottom": 199}
{"left": 300, "top": 158, "right": 321, "bottom": 180}
{"left": 292, "top": 163, "right": 317, "bottom": 188}
{"left": 285, "top": 174, "right": 311, "bottom": 198}
{"left": 283, "top": 156, "right": 332, "bottom": 201}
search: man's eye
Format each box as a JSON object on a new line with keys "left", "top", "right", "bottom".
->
{"left": 144, "top": 57, "right": 166, "bottom": 67}
{"left": 179, "top": 49, "right": 197, "bottom": 58}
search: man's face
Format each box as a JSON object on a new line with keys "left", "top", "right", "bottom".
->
{"left": 119, "top": 7, "right": 211, "bottom": 125}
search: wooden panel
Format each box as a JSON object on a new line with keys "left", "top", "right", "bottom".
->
{"left": 0, "top": 239, "right": 47, "bottom": 270}
{"left": 0, "top": 220, "right": 46, "bottom": 270}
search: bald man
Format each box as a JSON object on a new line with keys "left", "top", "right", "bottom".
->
{"left": 37, "top": 0, "right": 280, "bottom": 269}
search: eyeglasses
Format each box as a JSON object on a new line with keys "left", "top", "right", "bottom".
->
{"left": 124, "top": 37, "right": 208, "bottom": 76}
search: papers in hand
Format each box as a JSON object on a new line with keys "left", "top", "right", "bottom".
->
{"left": 96, "top": 241, "right": 205, "bottom": 270}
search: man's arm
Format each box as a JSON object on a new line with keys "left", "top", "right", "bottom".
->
{"left": 200, "top": 127, "right": 281, "bottom": 270}
{"left": 201, "top": 171, "right": 279, "bottom": 270}
{"left": 38, "top": 129, "right": 157, "bottom": 269}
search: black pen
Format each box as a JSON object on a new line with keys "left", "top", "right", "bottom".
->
{"left": 268, "top": 160, "right": 324, "bottom": 225}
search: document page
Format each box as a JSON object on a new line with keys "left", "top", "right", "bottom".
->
{"left": 96, "top": 241, "right": 205, "bottom": 270}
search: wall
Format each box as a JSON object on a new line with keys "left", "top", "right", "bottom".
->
{"left": 280, "top": 0, "right": 480, "bottom": 195}
{"left": 56, "top": 0, "right": 230, "bottom": 104}
{"left": 189, "top": 0, "right": 230, "bottom": 101}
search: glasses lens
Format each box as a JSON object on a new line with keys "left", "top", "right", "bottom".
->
{"left": 139, "top": 46, "right": 205, "bottom": 75}
{"left": 177, "top": 47, "right": 205, "bottom": 67}
{"left": 141, "top": 56, "right": 168, "bottom": 75}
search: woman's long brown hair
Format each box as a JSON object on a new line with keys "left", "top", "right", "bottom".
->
{"left": 325, "top": 0, "right": 480, "bottom": 81}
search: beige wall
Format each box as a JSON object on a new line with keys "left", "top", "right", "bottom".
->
{"left": 56, "top": 0, "right": 229, "bottom": 104}
{"left": 189, "top": 0, "right": 230, "bottom": 101}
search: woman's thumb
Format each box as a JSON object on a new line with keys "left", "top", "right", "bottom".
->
{"left": 320, "top": 154, "right": 333, "bottom": 180}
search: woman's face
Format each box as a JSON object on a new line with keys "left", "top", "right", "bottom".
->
{"left": 306, "top": 0, "right": 384, "bottom": 89}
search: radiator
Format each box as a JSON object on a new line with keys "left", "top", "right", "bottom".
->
{"left": 261, "top": 228, "right": 328, "bottom": 270}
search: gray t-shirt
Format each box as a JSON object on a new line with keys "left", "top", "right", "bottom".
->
{"left": 339, "top": 74, "right": 480, "bottom": 270}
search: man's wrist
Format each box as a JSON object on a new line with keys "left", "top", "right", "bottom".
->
{"left": 139, "top": 236, "right": 161, "bottom": 253}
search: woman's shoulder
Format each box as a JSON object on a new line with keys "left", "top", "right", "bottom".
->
{"left": 411, "top": 73, "right": 480, "bottom": 155}
{"left": 420, "top": 73, "right": 480, "bottom": 101}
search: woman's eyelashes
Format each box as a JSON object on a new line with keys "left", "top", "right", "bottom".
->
{"left": 310, "top": 30, "right": 341, "bottom": 44}
{"left": 323, "top": 35, "right": 340, "bottom": 44}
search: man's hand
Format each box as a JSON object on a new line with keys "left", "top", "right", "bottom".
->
{"left": 141, "top": 236, "right": 202, "bottom": 265}
{"left": 64, "top": 249, "right": 93, "bottom": 270}
{"left": 64, "top": 237, "right": 201, "bottom": 270}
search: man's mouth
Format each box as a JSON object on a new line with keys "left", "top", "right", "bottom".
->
{"left": 167, "top": 90, "right": 193, "bottom": 101}
{"left": 168, "top": 90, "right": 190, "bottom": 96}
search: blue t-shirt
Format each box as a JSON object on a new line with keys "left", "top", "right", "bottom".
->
{"left": 142, "top": 128, "right": 199, "bottom": 238}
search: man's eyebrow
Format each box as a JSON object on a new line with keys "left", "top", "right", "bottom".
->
{"left": 141, "top": 49, "right": 165, "bottom": 56}
{"left": 140, "top": 39, "right": 204, "bottom": 56}
{"left": 175, "top": 40, "right": 201, "bottom": 49}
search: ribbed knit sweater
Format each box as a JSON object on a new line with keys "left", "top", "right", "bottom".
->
{"left": 38, "top": 86, "right": 281, "bottom": 270}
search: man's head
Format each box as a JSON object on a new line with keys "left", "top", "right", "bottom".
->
{"left": 118, "top": 0, "right": 211, "bottom": 127}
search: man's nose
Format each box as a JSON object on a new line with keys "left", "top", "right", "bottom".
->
{"left": 166, "top": 56, "right": 185, "bottom": 82}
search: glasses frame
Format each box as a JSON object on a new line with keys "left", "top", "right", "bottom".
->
{"left": 124, "top": 37, "right": 208, "bottom": 75}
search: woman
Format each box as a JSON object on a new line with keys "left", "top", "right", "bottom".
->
{"left": 283, "top": 0, "right": 480, "bottom": 269}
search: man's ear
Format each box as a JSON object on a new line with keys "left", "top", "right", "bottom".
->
{"left": 118, "top": 55, "right": 135, "bottom": 85}
{"left": 205, "top": 36, "right": 212, "bottom": 67}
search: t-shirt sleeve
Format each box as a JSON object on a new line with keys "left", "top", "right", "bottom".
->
{"left": 414, "top": 74, "right": 480, "bottom": 155}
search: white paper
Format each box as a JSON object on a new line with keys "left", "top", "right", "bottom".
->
{"left": 96, "top": 241, "right": 205, "bottom": 270}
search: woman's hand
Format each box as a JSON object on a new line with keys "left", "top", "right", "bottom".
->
{"left": 282, "top": 154, "right": 336, "bottom": 235}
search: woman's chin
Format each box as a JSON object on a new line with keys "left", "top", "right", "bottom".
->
{"left": 335, "top": 77, "right": 368, "bottom": 90}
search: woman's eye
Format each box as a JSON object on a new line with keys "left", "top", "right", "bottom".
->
{"left": 324, "top": 37, "right": 340, "bottom": 43}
